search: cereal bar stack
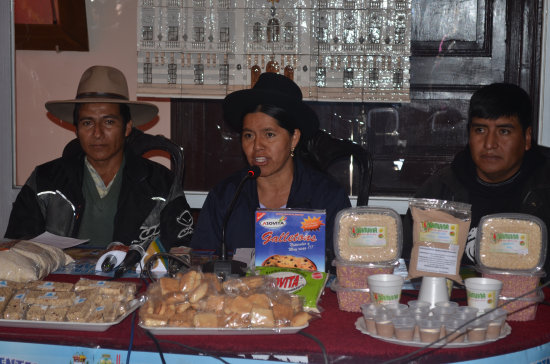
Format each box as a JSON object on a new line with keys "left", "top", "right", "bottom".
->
{"left": 0, "top": 278, "right": 137, "bottom": 323}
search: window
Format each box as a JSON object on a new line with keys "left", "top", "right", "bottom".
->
{"left": 284, "top": 22, "right": 294, "bottom": 43}
{"left": 267, "top": 19, "right": 280, "bottom": 43}
{"left": 194, "top": 27, "right": 205, "bottom": 42}
{"left": 142, "top": 26, "right": 153, "bottom": 41}
{"left": 194, "top": 64, "right": 204, "bottom": 85}
{"left": 168, "top": 0, "right": 538, "bottom": 203}
{"left": 343, "top": 68, "right": 354, "bottom": 88}
{"left": 369, "top": 68, "right": 379, "bottom": 88}
{"left": 369, "top": 0, "right": 381, "bottom": 8}
{"left": 344, "top": 27, "right": 356, "bottom": 44}
{"left": 316, "top": 67, "right": 326, "bottom": 87}
{"left": 393, "top": 69, "right": 403, "bottom": 89}
{"left": 168, "top": 63, "right": 177, "bottom": 84}
{"left": 368, "top": 26, "right": 381, "bottom": 44}
{"left": 317, "top": 27, "right": 328, "bottom": 43}
{"left": 343, "top": 0, "right": 355, "bottom": 9}
{"left": 219, "top": 64, "right": 229, "bottom": 85}
{"left": 220, "top": 27, "right": 230, "bottom": 43}
{"left": 253, "top": 22, "right": 262, "bottom": 43}
{"left": 143, "top": 63, "right": 152, "bottom": 84}
{"left": 168, "top": 26, "right": 179, "bottom": 41}
{"left": 395, "top": 13, "right": 407, "bottom": 44}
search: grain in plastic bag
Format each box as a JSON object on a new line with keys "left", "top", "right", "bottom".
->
{"left": 408, "top": 198, "right": 471, "bottom": 284}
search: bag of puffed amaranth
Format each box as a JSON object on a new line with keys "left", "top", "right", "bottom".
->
{"left": 408, "top": 198, "right": 471, "bottom": 284}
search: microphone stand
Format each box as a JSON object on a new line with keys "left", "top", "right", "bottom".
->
{"left": 204, "top": 166, "right": 260, "bottom": 280}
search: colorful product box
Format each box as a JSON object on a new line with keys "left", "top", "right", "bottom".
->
{"left": 255, "top": 209, "right": 326, "bottom": 272}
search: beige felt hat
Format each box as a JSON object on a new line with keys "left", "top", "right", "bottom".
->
{"left": 45, "top": 65, "right": 158, "bottom": 126}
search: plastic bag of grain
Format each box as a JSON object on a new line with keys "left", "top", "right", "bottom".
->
{"left": 408, "top": 199, "right": 471, "bottom": 284}
{"left": 478, "top": 266, "right": 545, "bottom": 298}
{"left": 498, "top": 289, "right": 545, "bottom": 321}
{"left": 332, "top": 259, "right": 398, "bottom": 288}
{"left": 330, "top": 278, "right": 370, "bottom": 312}
{"left": 476, "top": 213, "right": 547, "bottom": 272}
{"left": 333, "top": 207, "right": 402, "bottom": 264}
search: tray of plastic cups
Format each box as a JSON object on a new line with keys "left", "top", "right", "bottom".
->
{"left": 393, "top": 316, "right": 416, "bottom": 341}
{"left": 467, "top": 317, "right": 490, "bottom": 342}
{"left": 418, "top": 318, "right": 443, "bottom": 343}
{"left": 444, "top": 317, "right": 468, "bottom": 343}
{"left": 485, "top": 308, "right": 507, "bottom": 339}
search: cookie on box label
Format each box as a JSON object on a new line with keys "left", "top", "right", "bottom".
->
{"left": 255, "top": 209, "right": 326, "bottom": 272}
{"left": 262, "top": 255, "right": 317, "bottom": 271}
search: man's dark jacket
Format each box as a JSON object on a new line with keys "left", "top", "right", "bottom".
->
{"left": 5, "top": 147, "right": 193, "bottom": 250}
{"left": 403, "top": 147, "right": 550, "bottom": 278}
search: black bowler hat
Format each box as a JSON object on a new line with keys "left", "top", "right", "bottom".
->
{"left": 222, "top": 73, "right": 320, "bottom": 140}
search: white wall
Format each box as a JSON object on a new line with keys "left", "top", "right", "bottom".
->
{"left": 0, "top": 1, "right": 17, "bottom": 237}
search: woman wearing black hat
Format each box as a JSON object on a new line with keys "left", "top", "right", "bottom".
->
{"left": 190, "top": 73, "right": 351, "bottom": 269}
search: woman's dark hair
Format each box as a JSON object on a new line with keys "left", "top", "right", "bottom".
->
{"left": 468, "top": 83, "right": 532, "bottom": 131}
{"left": 73, "top": 103, "right": 132, "bottom": 129}
{"left": 242, "top": 104, "right": 299, "bottom": 136}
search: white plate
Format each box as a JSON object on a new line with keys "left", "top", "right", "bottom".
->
{"left": 354, "top": 318, "right": 511, "bottom": 348}
{"left": 140, "top": 323, "right": 308, "bottom": 335}
{"left": 0, "top": 299, "right": 141, "bottom": 332}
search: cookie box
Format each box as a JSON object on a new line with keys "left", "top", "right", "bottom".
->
{"left": 476, "top": 213, "right": 547, "bottom": 273}
{"left": 331, "top": 278, "right": 370, "bottom": 312}
{"left": 333, "top": 207, "right": 402, "bottom": 264}
{"left": 333, "top": 258, "right": 398, "bottom": 288}
{"left": 255, "top": 209, "right": 326, "bottom": 272}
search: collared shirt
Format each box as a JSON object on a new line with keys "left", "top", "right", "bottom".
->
{"left": 84, "top": 157, "right": 124, "bottom": 198}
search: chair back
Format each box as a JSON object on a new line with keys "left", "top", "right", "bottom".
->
{"left": 300, "top": 130, "right": 373, "bottom": 206}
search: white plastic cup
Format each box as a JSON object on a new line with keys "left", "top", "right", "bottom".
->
{"left": 464, "top": 277, "right": 503, "bottom": 313}
{"left": 418, "top": 277, "right": 449, "bottom": 308}
{"left": 367, "top": 274, "right": 404, "bottom": 306}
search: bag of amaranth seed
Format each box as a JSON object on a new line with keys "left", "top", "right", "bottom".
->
{"left": 408, "top": 198, "right": 471, "bottom": 284}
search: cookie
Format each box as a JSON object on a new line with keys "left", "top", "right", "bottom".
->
{"left": 262, "top": 255, "right": 317, "bottom": 271}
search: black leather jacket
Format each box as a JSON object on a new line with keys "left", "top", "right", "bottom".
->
{"left": 5, "top": 148, "right": 193, "bottom": 250}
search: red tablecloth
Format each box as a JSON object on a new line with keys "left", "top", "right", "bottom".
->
{"left": 0, "top": 275, "right": 548, "bottom": 364}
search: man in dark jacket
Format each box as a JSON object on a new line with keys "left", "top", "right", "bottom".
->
{"left": 404, "top": 83, "right": 550, "bottom": 278}
{"left": 5, "top": 65, "right": 193, "bottom": 250}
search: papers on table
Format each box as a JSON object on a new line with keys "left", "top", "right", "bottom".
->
{"left": 30, "top": 232, "right": 88, "bottom": 250}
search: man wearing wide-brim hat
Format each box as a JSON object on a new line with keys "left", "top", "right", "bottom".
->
{"left": 5, "top": 65, "right": 193, "bottom": 251}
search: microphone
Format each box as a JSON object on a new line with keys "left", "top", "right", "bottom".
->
{"left": 113, "top": 240, "right": 152, "bottom": 279}
{"left": 204, "top": 165, "right": 261, "bottom": 279}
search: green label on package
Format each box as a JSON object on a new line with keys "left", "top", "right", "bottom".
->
{"left": 252, "top": 266, "right": 327, "bottom": 313}
{"left": 418, "top": 221, "right": 458, "bottom": 244}
{"left": 490, "top": 232, "right": 529, "bottom": 255}
{"left": 348, "top": 226, "right": 387, "bottom": 247}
